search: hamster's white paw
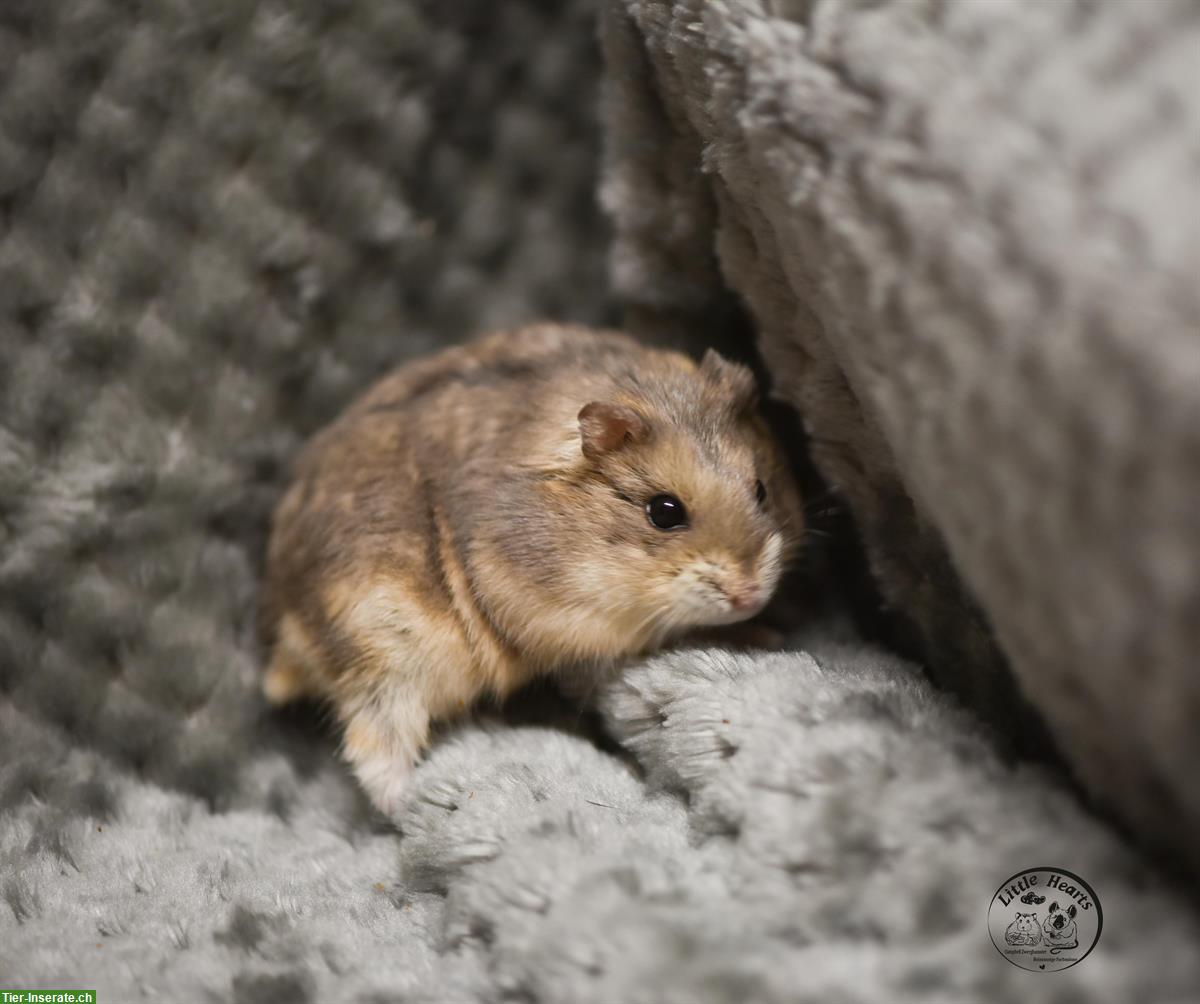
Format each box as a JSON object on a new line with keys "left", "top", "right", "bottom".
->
{"left": 352, "top": 754, "right": 414, "bottom": 819}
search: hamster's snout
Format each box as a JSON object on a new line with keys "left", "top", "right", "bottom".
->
{"left": 723, "top": 569, "right": 767, "bottom": 614}
{"left": 726, "top": 582, "right": 762, "bottom": 612}
{"left": 673, "top": 535, "right": 783, "bottom": 627}
{"left": 721, "top": 531, "right": 788, "bottom": 617}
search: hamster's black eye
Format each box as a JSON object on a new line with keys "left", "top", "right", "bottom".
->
{"left": 646, "top": 494, "right": 687, "bottom": 530}
{"left": 755, "top": 479, "right": 767, "bottom": 506}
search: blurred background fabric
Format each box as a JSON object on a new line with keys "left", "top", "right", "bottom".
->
{"left": 0, "top": 0, "right": 610, "bottom": 799}
{"left": 2, "top": 1, "right": 1200, "bottom": 1001}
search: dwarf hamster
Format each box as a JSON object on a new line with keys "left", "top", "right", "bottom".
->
{"left": 259, "top": 324, "right": 804, "bottom": 813}
{"left": 1004, "top": 912, "right": 1043, "bottom": 946}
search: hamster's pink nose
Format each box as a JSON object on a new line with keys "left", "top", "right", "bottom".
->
{"left": 727, "top": 582, "right": 762, "bottom": 611}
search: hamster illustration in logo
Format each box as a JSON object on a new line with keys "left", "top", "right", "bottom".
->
{"left": 1042, "top": 902, "right": 1079, "bottom": 952}
{"left": 1004, "top": 912, "right": 1043, "bottom": 946}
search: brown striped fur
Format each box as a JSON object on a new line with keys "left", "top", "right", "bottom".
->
{"left": 259, "top": 325, "right": 804, "bottom": 813}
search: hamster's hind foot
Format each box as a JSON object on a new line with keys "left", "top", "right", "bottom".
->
{"left": 262, "top": 615, "right": 327, "bottom": 705}
{"left": 263, "top": 655, "right": 311, "bottom": 705}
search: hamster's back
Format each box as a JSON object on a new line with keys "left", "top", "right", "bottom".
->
{"left": 340, "top": 324, "right": 645, "bottom": 423}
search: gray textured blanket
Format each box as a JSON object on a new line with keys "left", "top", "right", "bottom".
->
{"left": 7, "top": 636, "right": 1200, "bottom": 1002}
{"left": 3, "top": 1, "right": 1199, "bottom": 1002}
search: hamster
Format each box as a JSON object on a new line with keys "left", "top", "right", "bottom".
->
{"left": 259, "top": 324, "right": 804, "bottom": 814}
{"left": 1004, "top": 912, "right": 1043, "bottom": 946}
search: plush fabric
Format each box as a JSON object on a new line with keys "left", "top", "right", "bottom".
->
{"left": 7, "top": 638, "right": 1200, "bottom": 1002}
{"left": 600, "top": 0, "right": 1200, "bottom": 881}
{"left": 3, "top": 1, "right": 1200, "bottom": 1002}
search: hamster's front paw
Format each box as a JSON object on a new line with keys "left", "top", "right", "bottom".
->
{"left": 342, "top": 700, "right": 430, "bottom": 818}
{"left": 353, "top": 755, "right": 415, "bottom": 819}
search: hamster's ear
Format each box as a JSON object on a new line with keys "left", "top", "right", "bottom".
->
{"left": 700, "top": 348, "right": 758, "bottom": 409}
{"left": 1067, "top": 905, "right": 1077, "bottom": 918}
{"left": 578, "top": 402, "right": 648, "bottom": 459}
{"left": 1048, "top": 902, "right": 1059, "bottom": 913}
